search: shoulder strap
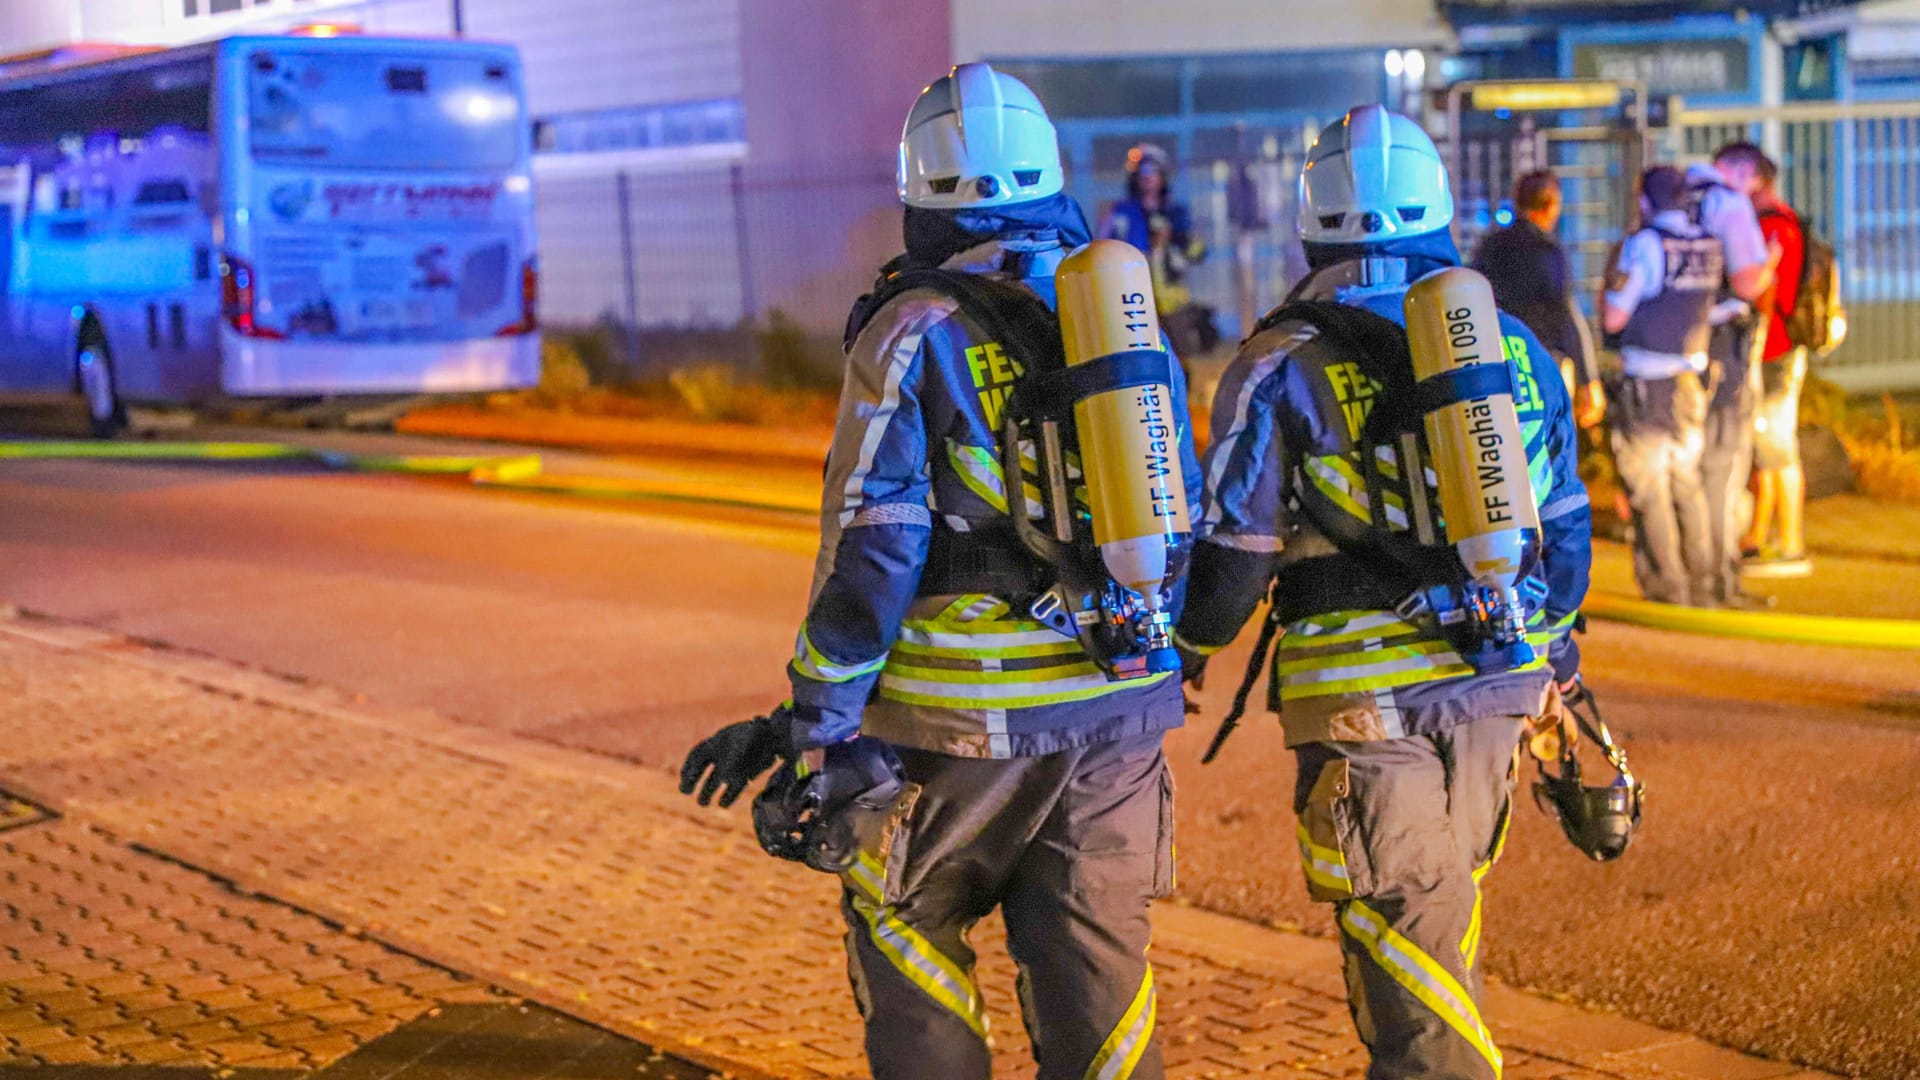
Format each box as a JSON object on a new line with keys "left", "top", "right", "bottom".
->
{"left": 1245, "top": 299, "right": 1461, "bottom": 590}
{"left": 842, "top": 264, "right": 1063, "bottom": 376}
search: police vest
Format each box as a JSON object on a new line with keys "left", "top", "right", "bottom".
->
{"left": 1620, "top": 225, "right": 1723, "bottom": 358}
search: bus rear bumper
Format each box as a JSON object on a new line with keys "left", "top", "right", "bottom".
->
{"left": 220, "top": 332, "right": 541, "bottom": 396}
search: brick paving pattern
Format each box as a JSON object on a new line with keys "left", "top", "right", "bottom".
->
{"left": 0, "top": 814, "right": 497, "bottom": 1071}
{"left": 0, "top": 619, "right": 1827, "bottom": 1080}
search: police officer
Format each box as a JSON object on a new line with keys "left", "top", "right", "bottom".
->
{"left": 1602, "top": 165, "right": 1723, "bottom": 607}
{"left": 1175, "top": 106, "right": 1592, "bottom": 1079}
{"left": 680, "top": 64, "right": 1200, "bottom": 1080}
{"left": 1690, "top": 147, "right": 1778, "bottom": 608}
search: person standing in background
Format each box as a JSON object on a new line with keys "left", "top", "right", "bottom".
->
{"left": 1100, "top": 144, "right": 1216, "bottom": 359}
{"left": 1739, "top": 152, "right": 1812, "bottom": 577}
{"left": 1602, "top": 166, "right": 1723, "bottom": 607}
{"left": 1472, "top": 169, "right": 1605, "bottom": 429}
{"left": 1691, "top": 144, "right": 1780, "bottom": 609}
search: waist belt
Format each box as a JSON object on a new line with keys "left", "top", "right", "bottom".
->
{"left": 1270, "top": 554, "right": 1410, "bottom": 625}
{"left": 918, "top": 526, "right": 1050, "bottom": 599}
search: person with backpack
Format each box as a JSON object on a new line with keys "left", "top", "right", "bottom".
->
{"left": 676, "top": 63, "right": 1200, "bottom": 1080}
{"left": 1692, "top": 144, "right": 1781, "bottom": 607}
{"left": 1602, "top": 165, "right": 1724, "bottom": 606}
{"left": 1173, "top": 106, "right": 1594, "bottom": 1079}
{"left": 1740, "top": 152, "right": 1814, "bottom": 577}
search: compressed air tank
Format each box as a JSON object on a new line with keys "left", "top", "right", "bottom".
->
{"left": 1054, "top": 239, "right": 1191, "bottom": 610}
{"left": 1402, "top": 266, "right": 1539, "bottom": 655}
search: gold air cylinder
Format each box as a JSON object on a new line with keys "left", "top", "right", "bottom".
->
{"left": 1402, "top": 266, "right": 1540, "bottom": 594}
{"left": 1054, "top": 239, "right": 1191, "bottom": 607}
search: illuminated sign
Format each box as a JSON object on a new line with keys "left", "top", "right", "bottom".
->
{"left": 1572, "top": 39, "right": 1751, "bottom": 98}
{"left": 1468, "top": 81, "right": 1624, "bottom": 112}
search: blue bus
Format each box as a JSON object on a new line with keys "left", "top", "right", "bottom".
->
{"left": 0, "top": 31, "right": 539, "bottom": 434}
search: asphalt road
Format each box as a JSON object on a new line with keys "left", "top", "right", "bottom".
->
{"left": 2, "top": 427, "right": 1918, "bottom": 1078}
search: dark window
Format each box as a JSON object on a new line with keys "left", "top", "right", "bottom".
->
{"left": 1191, "top": 52, "right": 1383, "bottom": 115}
{"left": 134, "top": 179, "right": 193, "bottom": 205}
{"left": 992, "top": 60, "right": 1181, "bottom": 119}
{"left": 210, "top": 0, "right": 245, "bottom": 13}
{"left": 183, "top": 0, "right": 200, "bottom": 14}
{"left": 533, "top": 99, "right": 743, "bottom": 156}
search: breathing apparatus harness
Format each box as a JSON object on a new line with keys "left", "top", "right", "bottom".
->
{"left": 846, "top": 262, "right": 1185, "bottom": 680}
{"left": 1201, "top": 298, "right": 1544, "bottom": 762}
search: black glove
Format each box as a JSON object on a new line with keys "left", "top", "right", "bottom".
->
{"left": 680, "top": 712, "right": 787, "bottom": 808}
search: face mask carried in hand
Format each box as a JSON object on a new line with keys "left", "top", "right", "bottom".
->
{"left": 752, "top": 737, "right": 906, "bottom": 874}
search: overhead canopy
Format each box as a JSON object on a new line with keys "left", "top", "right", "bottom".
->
{"left": 952, "top": 0, "right": 1454, "bottom": 61}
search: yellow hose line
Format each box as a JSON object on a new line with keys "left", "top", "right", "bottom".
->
{"left": 0, "top": 440, "right": 810, "bottom": 515}
{"left": 20, "top": 440, "right": 1914, "bottom": 647}
{"left": 1582, "top": 592, "right": 1920, "bottom": 650}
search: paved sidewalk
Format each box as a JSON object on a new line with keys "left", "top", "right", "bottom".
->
{"left": 0, "top": 612, "right": 1832, "bottom": 1080}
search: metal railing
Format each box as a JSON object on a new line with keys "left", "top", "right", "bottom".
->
{"left": 1669, "top": 98, "right": 1920, "bottom": 393}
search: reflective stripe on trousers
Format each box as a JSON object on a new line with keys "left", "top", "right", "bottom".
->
{"left": 1293, "top": 715, "right": 1522, "bottom": 1080}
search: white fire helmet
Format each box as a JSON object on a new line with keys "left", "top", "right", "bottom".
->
{"left": 898, "top": 63, "right": 1064, "bottom": 210}
{"left": 1298, "top": 105, "right": 1454, "bottom": 244}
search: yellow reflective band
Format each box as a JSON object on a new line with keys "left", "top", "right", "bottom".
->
{"left": 1305, "top": 457, "right": 1374, "bottom": 524}
{"left": 792, "top": 624, "right": 887, "bottom": 684}
{"left": 890, "top": 638, "right": 1084, "bottom": 661}
{"left": 1084, "top": 966, "right": 1156, "bottom": 1080}
{"left": 1309, "top": 454, "right": 1410, "bottom": 530}
{"left": 1278, "top": 638, "right": 1459, "bottom": 676}
{"left": 883, "top": 660, "right": 1104, "bottom": 686}
{"left": 1295, "top": 821, "right": 1352, "bottom": 897}
{"left": 1280, "top": 658, "right": 1479, "bottom": 699}
{"left": 1462, "top": 884, "right": 1485, "bottom": 969}
{"left": 1340, "top": 900, "right": 1503, "bottom": 1077}
{"left": 846, "top": 855, "right": 990, "bottom": 1042}
{"left": 947, "top": 441, "right": 1043, "bottom": 517}
{"left": 879, "top": 671, "right": 1168, "bottom": 711}
{"left": 1286, "top": 610, "right": 1419, "bottom": 644}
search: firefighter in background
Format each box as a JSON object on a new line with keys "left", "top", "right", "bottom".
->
{"left": 679, "top": 64, "right": 1201, "bottom": 1080}
{"left": 1100, "top": 143, "right": 1218, "bottom": 359}
{"left": 1175, "top": 106, "right": 1593, "bottom": 1078}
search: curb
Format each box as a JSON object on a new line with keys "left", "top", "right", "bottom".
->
{"left": 0, "top": 609, "right": 1834, "bottom": 1080}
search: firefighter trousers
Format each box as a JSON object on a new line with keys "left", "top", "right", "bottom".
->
{"left": 1293, "top": 714, "right": 1525, "bottom": 1080}
{"left": 839, "top": 732, "right": 1174, "bottom": 1080}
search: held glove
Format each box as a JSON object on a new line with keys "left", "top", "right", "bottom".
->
{"left": 679, "top": 709, "right": 789, "bottom": 808}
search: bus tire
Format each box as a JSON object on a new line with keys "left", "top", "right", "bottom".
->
{"left": 75, "top": 323, "right": 127, "bottom": 439}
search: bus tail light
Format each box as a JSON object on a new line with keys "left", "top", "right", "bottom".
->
{"left": 220, "top": 254, "right": 284, "bottom": 339}
{"left": 497, "top": 257, "right": 538, "bottom": 336}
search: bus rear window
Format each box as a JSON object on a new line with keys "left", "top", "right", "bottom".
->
{"left": 248, "top": 49, "right": 519, "bottom": 171}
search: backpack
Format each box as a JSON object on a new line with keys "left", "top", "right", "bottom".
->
{"left": 1775, "top": 219, "right": 1846, "bottom": 357}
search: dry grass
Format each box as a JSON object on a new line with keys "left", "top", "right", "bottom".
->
{"left": 1833, "top": 391, "right": 1920, "bottom": 502}
{"left": 483, "top": 335, "right": 837, "bottom": 429}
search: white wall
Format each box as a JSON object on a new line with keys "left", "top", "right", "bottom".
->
{"left": 0, "top": 5, "right": 79, "bottom": 53}
{"left": 952, "top": 0, "right": 1452, "bottom": 59}
{"left": 465, "top": 0, "right": 741, "bottom": 115}
{"left": 0, "top": 0, "right": 454, "bottom": 50}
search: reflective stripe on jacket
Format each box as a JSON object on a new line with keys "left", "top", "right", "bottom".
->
{"left": 1177, "top": 257, "right": 1593, "bottom": 746}
{"left": 789, "top": 236, "right": 1201, "bottom": 758}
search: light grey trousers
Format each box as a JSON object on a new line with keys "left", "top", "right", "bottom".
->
{"left": 840, "top": 733, "right": 1173, "bottom": 1080}
{"left": 1294, "top": 714, "right": 1526, "bottom": 1080}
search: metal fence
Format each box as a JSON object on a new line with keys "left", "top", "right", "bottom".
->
{"left": 1669, "top": 99, "right": 1920, "bottom": 393}
{"left": 529, "top": 152, "right": 1314, "bottom": 377}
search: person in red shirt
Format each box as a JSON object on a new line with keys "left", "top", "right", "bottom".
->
{"left": 1738, "top": 152, "right": 1810, "bottom": 575}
